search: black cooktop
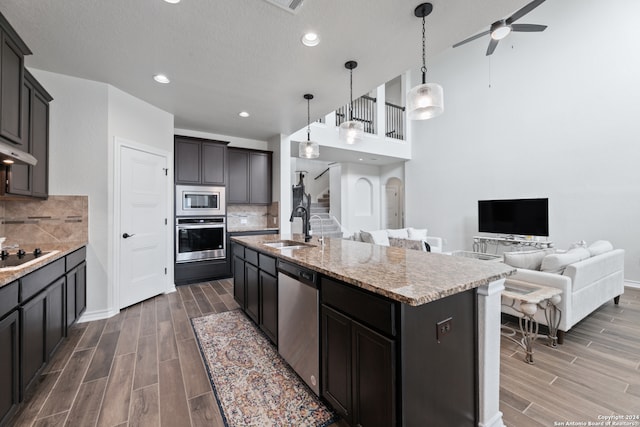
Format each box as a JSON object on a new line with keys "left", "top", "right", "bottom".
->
{"left": 0, "top": 248, "right": 50, "bottom": 268}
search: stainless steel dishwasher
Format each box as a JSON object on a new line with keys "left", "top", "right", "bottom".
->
{"left": 277, "top": 260, "right": 319, "bottom": 395}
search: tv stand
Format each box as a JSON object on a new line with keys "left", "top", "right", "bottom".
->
{"left": 473, "top": 235, "right": 553, "bottom": 253}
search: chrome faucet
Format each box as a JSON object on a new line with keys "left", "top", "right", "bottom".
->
{"left": 290, "top": 205, "right": 312, "bottom": 242}
{"left": 310, "top": 214, "right": 325, "bottom": 246}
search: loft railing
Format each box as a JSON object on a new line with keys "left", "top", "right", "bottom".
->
{"left": 335, "top": 95, "right": 376, "bottom": 134}
{"left": 385, "top": 102, "right": 405, "bottom": 140}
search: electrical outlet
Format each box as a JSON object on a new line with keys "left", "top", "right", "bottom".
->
{"left": 436, "top": 317, "right": 453, "bottom": 343}
{"left": 273, "top": 217, "right": 277, "bottom": 225}
{"left": 240, "top": 218, "right": 247, "bottom": 225}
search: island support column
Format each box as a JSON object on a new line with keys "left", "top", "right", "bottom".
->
{"left": 477, "top": 279, "right": 506, "bottom": 427}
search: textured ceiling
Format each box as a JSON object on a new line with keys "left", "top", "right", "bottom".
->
{"left": 0, "top": 0, "right": 529, "bottom": 141}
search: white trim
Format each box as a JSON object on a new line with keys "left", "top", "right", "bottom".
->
{"left": 113, "top": 137, "right": 173, "bottom": 311}
{"left": 77, "top": 307, "right": 120, "bottom": 323}
{"left": 625, "top": 280, "right": 640, "bottom": 289}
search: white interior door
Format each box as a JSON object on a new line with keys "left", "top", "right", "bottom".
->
{"left": 385, "top": 185, "right": 400, "bottom": 229}
{"left": 119, "top": 145, "right": 168, "bottom": 309}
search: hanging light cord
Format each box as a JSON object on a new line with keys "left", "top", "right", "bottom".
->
{"left": 421, "top": 15, "right": 427, "bottom": 84}
{"left": 306, "top": 97, "right": 311, "bottom": 142}
{"left": 349, "top": 68, "right": 354, "bottom": 121}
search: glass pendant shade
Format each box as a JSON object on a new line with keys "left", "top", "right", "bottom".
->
{"left": 339, "top": 120, "right": 364, "bottom": 145}
{"left": 299, "top": 140, "right": 319, "bottom": 158}
{"left": 407, "top": 82, "right": 444, "bottom": 120}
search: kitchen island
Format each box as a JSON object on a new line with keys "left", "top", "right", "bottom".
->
{"left": 231, "top": 234, "right": 514, "bottom": 427}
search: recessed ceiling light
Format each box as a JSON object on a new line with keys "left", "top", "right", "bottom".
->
{"left": 164, "top": 0, "right": 180, "bottom": 4}
{"left": 301, "top": 32, "right": 320, "bottom": 47}
{"left": 153, "top": 74, "right": 170, "bottom": 84}
{"left": 358, "top": 158, "right": 364, "bottom": 161}
{"left": 239, "top": 111, "right": 250, "bottom": 118}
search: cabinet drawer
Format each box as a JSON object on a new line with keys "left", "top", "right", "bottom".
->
{"left": 66, "top": 247, "right": 86, "bottom": 270}
{"left": 245, "top": 248, "right": 258, "bottom": 266}
{"left": 321, "top": 277, "right": 396, "bottom": 337}
{"left": 20, "top": 258, "right": 65, "bottom": 302}
{"left": 232, "top": 243, "right": 245, "bottom": 258}
{"left": 0, "top": 281, "right": 19, "bottom": 318}
{"left": 258, "top": 253, "right": 277, "bottom": 276}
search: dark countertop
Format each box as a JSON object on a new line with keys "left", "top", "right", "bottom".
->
{"left": 227, "top": 226, "right": 280, "bottom": 233}
{"left": 0, "top": 241, "right": 87, "bottom": 288}
{"left": 231, "top": 234, "right": 515, "bottom": 306}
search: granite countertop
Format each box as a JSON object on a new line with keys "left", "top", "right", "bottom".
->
{"left": 231, "top": 234, "right": 515, "bottom": 306}
{"left": 227, "top": 226, "right": 280, "bottom": 233}
{"left": 0, "top": 241, "right": 87, "bottom": 288}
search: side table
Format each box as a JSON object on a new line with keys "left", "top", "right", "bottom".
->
{"left": 501, "top": 280, "right": 562, "bottom": 364}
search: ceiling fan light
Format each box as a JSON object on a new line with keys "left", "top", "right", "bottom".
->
{"left": 339, "top": 120, "right": 364, "bottom": 145}
{"left": 299, "top": 140, "right": 319, "bottom": 158}
{"left": 407, "top": 82, "right": 444, "bottom": 120}
{"left": 491, "top": 24, "right": 511, "bottom": 40}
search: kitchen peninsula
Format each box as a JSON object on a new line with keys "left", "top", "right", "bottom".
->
{"left": 231, "top": 234, "right": 514, "bottom": 427}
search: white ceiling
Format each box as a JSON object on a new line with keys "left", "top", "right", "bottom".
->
{"left": 0, "top": 0, "right": 529, "bottom": 142}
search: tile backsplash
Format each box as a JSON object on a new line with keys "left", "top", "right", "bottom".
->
{"left": 228, "top": 202, "right": 279, "bottom": 229}
{"left": 0, "top": 195, "right": 88, "bottom": 247}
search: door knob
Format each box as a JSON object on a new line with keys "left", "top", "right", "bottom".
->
{"left": 122, "top": 233, "right": 135, "bottom": 239}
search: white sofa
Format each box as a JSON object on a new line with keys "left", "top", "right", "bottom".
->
{"left": 348, "top": 227, "right": 443, "bottom": 253}
{"left": 501, "top": 240, "right": 624, "bottom": 343}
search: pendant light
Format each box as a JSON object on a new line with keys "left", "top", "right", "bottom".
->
{"left": 407, "top": 3, "right": 444, "bottom": 120}
{"left": 299, "top": 94, "right": 320, "bottom": 159}
{"left": 339, "top": 60, "right": 364, "bottom": 145}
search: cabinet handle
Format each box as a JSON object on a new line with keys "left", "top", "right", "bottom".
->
{"left": 122, "top": 233, "right": 135, "bottom": 239}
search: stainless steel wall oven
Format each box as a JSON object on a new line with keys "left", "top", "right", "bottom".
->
{"left": 175, "top": 217, "right": 226, "bottom": 263}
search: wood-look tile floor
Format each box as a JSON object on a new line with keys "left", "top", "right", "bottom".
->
{"left": 8, "top": 283, "right": 639, "bottom": 426}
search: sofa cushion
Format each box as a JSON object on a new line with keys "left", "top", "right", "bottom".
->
{"left": 407, "top": 227, "right": 427, "bottom": 241}
{"left": 503, "top": 249, "right": 555, "bottom": 270}
{"left": 360, "top": 230, "right": 390, "bottom": 246}
{"left": 541, "top": 247, "right": 591, "bottom": 274}
{"left": 387, "top": 228, "right": 409, "bottom": 239}
{"left": 588, "top": 240, "right": 613, "bottom": 257}
{"left": 389, "top": 237, "right": 426, "bottom": 251}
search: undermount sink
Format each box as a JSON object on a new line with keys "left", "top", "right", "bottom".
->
{"left": 262, "top": 240, "right": 316, "bottom": 250}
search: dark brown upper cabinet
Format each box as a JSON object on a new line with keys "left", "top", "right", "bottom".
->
{"left": 0, "top": 12, "right": 31, "bottom": 146}
{"left": 7, "top": 70, "right": 52, "bottom": 198}
{"left": 228, "top": 148, "right": 272, "bottom": 205}
{"left": 175, "top": 136, "right": 228, "bottom": 186}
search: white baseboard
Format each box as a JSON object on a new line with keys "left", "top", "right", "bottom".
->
{"left": 77, "top": 307, "right": 120, "bottom": 323}
{"left": 625, "top": 280, "right": 640, "bottom": 289}
{"left": 165, "top": 285, "right": 177, "bottom": 294}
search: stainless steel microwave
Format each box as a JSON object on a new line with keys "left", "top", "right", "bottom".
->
{"left": 175, "top": 185, "right": 226, "bottom": 216}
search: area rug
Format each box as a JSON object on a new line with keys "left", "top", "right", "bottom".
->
{"left": 191, "top": 310, "right": 336, "bottom": 427}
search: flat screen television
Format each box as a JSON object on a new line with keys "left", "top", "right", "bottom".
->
{"left": 478, "top": 198, "right": 549, "bottom": 237}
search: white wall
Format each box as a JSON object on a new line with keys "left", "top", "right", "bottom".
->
{"left": 30, "top": 69, "right": 175, "bottom": 317}
{"left": 341, "top": 162, "right": 382, "bottom": 233}
{"left": 405, "top": 0, "right": 640, "bottom": 280}
{"left": 31, "top": 69, "right": 111, "bottom": 315}
{"left": 292, "top": 158, "right": 332, "bottom": 202}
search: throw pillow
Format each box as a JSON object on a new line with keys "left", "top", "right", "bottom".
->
{"left": 360, "top": 229, "right": 390, "bottom": 246}
{"left": 588, "top": 240, "right": 613, "bottom": 257}
{"left": 503, "top": 249, "right": 555, "bottom": 270}
{"left": 540, "top": 247, "right": 590, "bottom": 274}
{"left": 387, "top": 228, "right": 409, "bottom": 239}
{"left": 407, "top": 227, "right": 427, "bottom": 241}
{"left": 568, "top": 240, "right": 587, "bottom": 250}
{"left": 388, "top": 237, "right": 425, "bottom": 251}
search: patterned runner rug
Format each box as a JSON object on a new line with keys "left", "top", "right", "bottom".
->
{"left": 191, "top": 310, "right": 336, "bottom": 427}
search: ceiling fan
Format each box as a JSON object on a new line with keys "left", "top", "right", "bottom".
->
{"left": 453, "top": 0, "right": 547, "bottom": 56}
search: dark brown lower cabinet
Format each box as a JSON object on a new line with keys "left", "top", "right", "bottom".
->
{"left": 45, "top": 278, "right": 65, "bottom": 359}
{"left": 245, "top": 263, "right": 259, "bottom": 324}
{"left": 259, "top": 270, "right": 277, "bottom": 343}
{"left": 321, "top": 305, "right": 395, "bottom": 427}
{"left": 20, "top": 290, "right": 46, "bottom": 397}
{"left": 66, "top": 261, "right": 87, "bottom": 328}
{"left": 232, "top": 255, "right": 245, "bottom": 307}
{"left": 0, "top": 311, "right": 19, "bottom": 426}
